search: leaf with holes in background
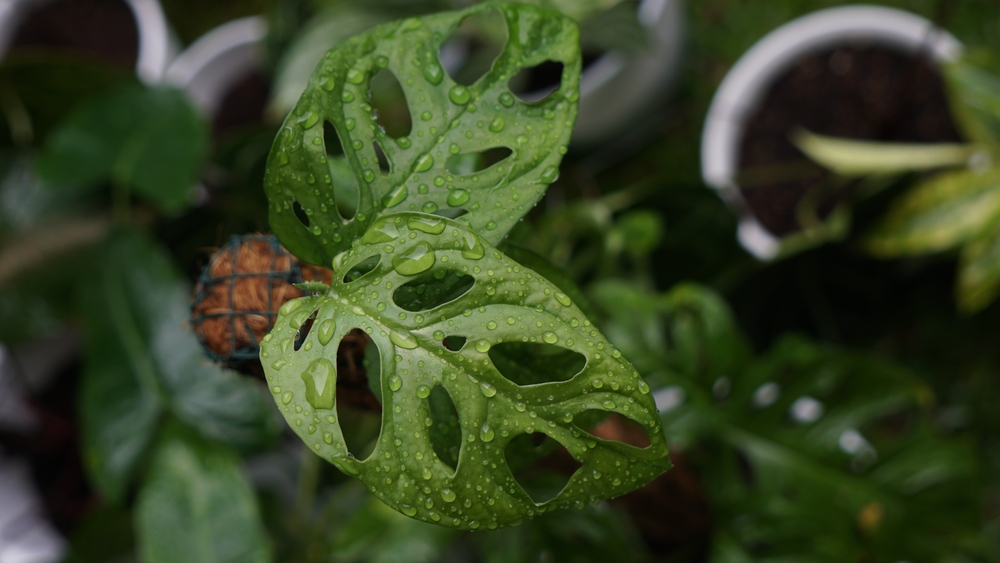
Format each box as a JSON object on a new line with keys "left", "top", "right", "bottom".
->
{"left": 265, "top": 2, "right": 581, "bottom": 266}
{"left": 260, "top": 213, "right": 670, "bottom": 530}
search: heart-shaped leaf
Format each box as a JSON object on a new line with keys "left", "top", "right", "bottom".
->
{"left": 260, "top": 213, "right": 670, "bottom": 530}
{"left": 265, "top": 2, "right": 581, "bottom": 266}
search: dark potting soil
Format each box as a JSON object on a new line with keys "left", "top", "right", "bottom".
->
{"left": 737, "top": 45, "right": 963, "bottom": 237}
{"left": 213, "top": 71, "right": 271, "bottom": 139}
{"left": 9, "top": 0, "right": 139, "bottom": 68}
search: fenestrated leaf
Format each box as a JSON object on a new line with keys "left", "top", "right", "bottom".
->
{"left": 957, "top": 223, "right": 1000, "bottom": 313}
{"left": 37, "top": 85, "right": 208, "bottom": 212}
{"left": 135, "top": 424, "right": 273, "bottom": 563}
{"left": 865, "top": 167, "right": 1000, "bottom": 256}
{"left": 260, "top": 213, "right": 670, "bottom": 530}
{"left": 265, "top": 2, "right": 581, "bottom": 266}
{"left": 792, "top": 129, "right": 975, "bottom": 177}
{"left": 78, "top": 232, "right": 281, "bottom": 500}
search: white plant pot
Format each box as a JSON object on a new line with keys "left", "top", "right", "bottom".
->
{"left": 573, "top": 0, "right": 684, "bottom": 146}
{"left": 700, "top": 5, "right": 962, "bottom": 260}
{"left": 0, "top": 0, "right": 174, "bottom": 84}
{"left": 164, "top": 16, "right": 268, "bottom": 118}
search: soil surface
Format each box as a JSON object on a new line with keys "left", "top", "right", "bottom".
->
{"left": 9, "top": 0, "right": 139, "bottom": 68}
{"left": 738, "top": 45, "right": 962, "bottom": 237}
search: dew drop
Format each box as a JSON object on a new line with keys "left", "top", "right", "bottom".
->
{"left": 345, "top": 68, "right": 364, "bottom": 84}
{"left": 416, "top": 384, "right": 431, "bottom": 398}
{"left": 540, "top": 166, "right": 559, "bottom": 184}
{"left": 480, "top": 424, "right": 495, "bottom": 442}
{"left": 480, "top": 382, "right": 497, "bottom": 397}
{"left": 392, "top": 242, "right": 436, "bottom": 275}
{"left": 422, "top": 63, "right": 443, "bottom": 84}
{"left": 407, "top": 216, "right": 445, "bottom": 234}
{"left": 488, "top": 116, "right": 505, "bottom": 132}
{"left": 447, "top": 189, "right": 470, "bottom": 207}
{"left": 389, "top": 328, "right": 419, "bottom": 350}
{"left": 498, "top": 92, "right": 515, "bottom": 107}
{"left": 401, "top": 504, "right": 417, "bottom": 517}
{"left": 460, "top": 232, "right": 484, "bottom": 259}
{"left": 389, "top": 374, "right": 403, "bottom": 391}
{"left": 382, "top": 185, "right": 408, "bottom": 208}
{"left": 542, "top": 331, "right": 558, "bottom": 344}
{"left": 415, "top": 154, "right": 434, "bottom": 172}
{"left": 554, "top": 292, "right": 572, "bottom": 307}
{"left": 281, "top": 391, "right": 293, "bottom": 405}
{"left": 475, "top": 339, "right": 491, "bottom": 353}
{"left": 441, "top": 488, "right": 457, "bottom": 502}
{"left": 448, "top": 85, "right": 471, "bottom": 105}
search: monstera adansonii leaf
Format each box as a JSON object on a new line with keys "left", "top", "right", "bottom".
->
{"left": 264, "top": 1, "right": 581, "bottom": 267}
{"left": 260, "top": 213, "right": 671, "bottom": 530}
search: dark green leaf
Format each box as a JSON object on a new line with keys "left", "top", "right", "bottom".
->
{"left": 37, "top": 85, "right": 208, "bottom": 212}
{"left": 265, "top": 2, "right": 581, "bottom": 266}
{"left": 135, "top": 424, "right": 273, "bottom": 563}
{"left": 261, "top": 213, "right": 670, "bottom": 530}
{"left": 78, "top": 231, "right": 280, "bottom": 499}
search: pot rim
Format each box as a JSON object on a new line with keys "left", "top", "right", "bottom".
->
{"left": 0, "top": 0, "right": 173, "bottom": 84}
{"left": 699, "top": 5, "right": 962, "bottom": 259}
{"left": 164, "top": 16, "right": 268, "bottom": 116}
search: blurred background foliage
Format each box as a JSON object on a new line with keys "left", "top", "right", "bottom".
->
{"left": 0, "top": 0, "right": 999, "bottom": 562}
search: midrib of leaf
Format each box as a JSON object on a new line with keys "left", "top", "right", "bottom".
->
{"left": 103, "top": 262, "right": 165, "bottom": 406}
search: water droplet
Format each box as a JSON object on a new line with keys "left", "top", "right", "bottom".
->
{"left": 382, "top": 185, "right": 408, "bottom": 208}
{"left": 612, "top": 349, "right": 622, "bottom": 359}
{"left": 514, "top": 402, "right": 526, "bottom": 412}
{"left": 389, "top": 328, "right": 419, "bottom": 350}
{"left": 486, "top": 321, "right": 497, "bottom": 330}
{"left": 475, "top": 339, "right": 491, "bottom": 353}
{"left": 421, "top": 111, "right": 433, "bottom": 121}
{"left": 415, "top": 154, "right": 434, "bottom": 172}
{"left": 375, "top": 55, "right": 389, "bottom": 68}
{"left": 396, "top": 136, "right": 411, "bottom": 148}
{"left": 443, "top": 189, "right": 469, "bottom": 207}
{"left": 416, "top": 384, "right": 431, "bottom": 398}
{"left": 393, "top": 242, "right": 436, "bottom": 275}
{"left": 441, "top": 488, "right": 457, "bottom": 502}
{"left": 637, "top": 379, "right": 650, "bottom": 394}
{"left": 345, "top": 118, "right": 356, "bottom": 131}
{"left": 542, "top": 331, "right": 558, "bottom": 344}
{"left": 281, "top": 391, "right": 293, "bottom": 405}
{"left": 601, "top": 400, "right": 617, "bottom": 409}
{"left": 297, "top": 111, "right": 319, "bottom": 129}
{"left": 401, "top": 504, "right": 417, "bottom": 517}
{"left": 407, "top": 216, "right": 445, "bottom": 234}
{"left": 554, "top": 292, "right": 572, "bottom": 307}
{"left": 389, "top": 374, "right": 403, "bottom": 391}
{"left": 363, "top": 169, "right": 376, "bottom": 183}
{"left": 432, "top": 330, "right": 445, "bottom": 340}
{"left": 480, "top": 382, "right": 497, "bottom": 397}
{"left": 319, "top": 75, "right": 335, "bottom": 91}
{"left": 488, "top": 116, "right": 505, "bottom": 132}
{"left": 498, "top": 92, "right": 515, "bottom": 107}
{"left": 485, "top": 221, "right": 497, "bottom": 230}
{"left": 341, "top": 90, "right": 355, "bottom": 103}
{"left": 448, "top": 85, "right": 470, "bottom": 105}
{"left": 323, "top": 432, "right": 333, "bottom": 444}
{"left": 362, "top": 220, "right": 400, "bottom": 244}
{"left": 345, "top": 68, "right": 364, "bottom": 84}
{"left": 317, "top": 319, "right": 336, "bottom": 345}
{"left": 422, "top": 202, "right": 438, "bottom": 213}
{"left": 480, "top": 424, "right": 495, "bottom": 442}
{"left": 460, "top": 232, "right": 484, "bottom": 259}
{"left": 592, "top": 379, "right": 604, "bottom": 389}
{"left": 279, "top": 299, "right": 304, "bottom": 316}
{"left": 422, "top": 63, "right": 443, "bottom": 84}
{"left": 540, "top": 166, "right": 559, "bottom": 184}
{"left": 302, "top": 358, "right": 336, "bottom": 409}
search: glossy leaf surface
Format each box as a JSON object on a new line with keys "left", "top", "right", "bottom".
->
{"left": 261, "top": 213, "right": 670, "bottom": 530}
{"left": 265, "top": 2, "right": 581, "bottom": 266}
{"left": 136, "top": 425, "right": 273, "bottom": 563}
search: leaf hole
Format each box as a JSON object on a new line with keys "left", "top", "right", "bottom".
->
{"left": 488, "top": 342, "right": 586, "bottom": 386}
{"left": 443, "top": 336, "right": 467, "bottom": 351}
{"left": 293, "top": 310, "right": 318, "bottom": 351}
{"left": 373, "top": 140, "right": 390, "bottom": 173}
{"left": 293, "top": 200, "right": 310, "bottom": 228}
{"left": 369, "top": 68, "right": 411, "bottom": 138}
{"left": 392, "top": 270, "right": 474, "bottom": 311}
{"left": 440, "top": 9, "right": 507, "bottom": 86}
{"left": 505, "top": 433, "right": 581, "bottom": 504}
{"left": 428, "top": 385, "right": 462, "bottom": 471}
{"left": 342, "top": 255, "right": 380, "bottom": 284}
{"left": 444, "top": 147, "right": 513, "bottom": 175}
{"left": 336, "top": 329, "right": 382, "bottom": 461}
{"left": 579, "top": 411, "right": 652, "bottom": 449}
{"left": 509, "top": 61, "right": 564, "bottom": 103}
{"left": 323, "top": 119, "right": 345, "bottom": 157}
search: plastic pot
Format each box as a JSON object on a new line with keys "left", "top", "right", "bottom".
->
{"left": 164, "top": 16, "right": 268, "bottom": 118}
{"left": 0, "top": 0, "right": 174, "bottom": 83}
{"left": 700, "top": 5, "right": 962, "bottom": 259}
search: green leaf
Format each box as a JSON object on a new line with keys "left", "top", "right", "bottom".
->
{"left": 944, "top": 62, "right": 1000, "bottom": 148}
{"left": 265, "top": 2, "right": 581, "bottom": 266}
{"left": 865, "top": 167, "right": 1000, "bottom": 256}
{"left": 135, "top": 424, "right": 273, "bottom": 563}
{"left": 37, "top": 85, "right": 208, "bottom": 212}
{"left": 792, "top": 129, "right": 975, "bottom": 177}
{"left": 260, "top": 213, "right": 670, "bottom": 530}
{"left": 957, "top": 222, "right": 1000, "bottom": 313}
{"left": 78, "top": 231, "right": 280, "bottom": 500}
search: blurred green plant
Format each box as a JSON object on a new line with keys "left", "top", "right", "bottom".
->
{"left": 796, "top": 60, "right": 1000, "bottom": 313}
